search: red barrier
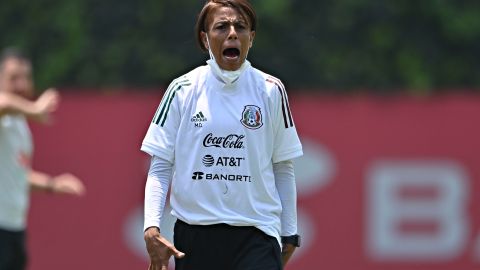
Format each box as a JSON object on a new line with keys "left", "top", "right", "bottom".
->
{"left": 27, "top": 92, "right": 480, "bottom": 270}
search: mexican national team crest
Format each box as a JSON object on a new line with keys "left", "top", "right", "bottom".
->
{"left": 241, "top": 105, "right": 263, "bottom": 129}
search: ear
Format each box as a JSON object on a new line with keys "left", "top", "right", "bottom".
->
{"left": 200, "top": 31, "right": 209, "bottom": 50}
{"left": 249, "top": 31, "right": 256, "bottom": 48}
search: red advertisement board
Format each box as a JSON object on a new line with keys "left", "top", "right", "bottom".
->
{"left": 27, "top": 92, "right": 480, "bottom": 269}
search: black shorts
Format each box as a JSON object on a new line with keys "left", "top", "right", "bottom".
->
{"left": 174, "top": 220, "right": 282, "bottom": 270}
{"left": 0, "top": 227, "right": 27, "bottom": 270}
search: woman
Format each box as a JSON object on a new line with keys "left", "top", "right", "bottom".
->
{"left": 142, "top": 1, "right": 302, "bottom": 269}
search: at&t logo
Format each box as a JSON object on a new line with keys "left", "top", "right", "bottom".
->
{"left": 202, "top": 155, "right": 215, "bottom": 167}
{"left": 202, "top": 155, "right": 244, "bottom": 167}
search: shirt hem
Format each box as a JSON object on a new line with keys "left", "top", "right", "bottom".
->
{"left": 272, "top": 148, "right": 303, "bottom": 163}
{"left": 140, "top": 144, "right": 174, "bottom": 163}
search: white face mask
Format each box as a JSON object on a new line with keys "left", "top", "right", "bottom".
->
{"left": 205, "top": 34, "right": 250, "bottom": 85}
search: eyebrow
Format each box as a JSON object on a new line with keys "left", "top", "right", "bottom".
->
{"left": 213, "top": 17, "right": 247, "bottom": 24}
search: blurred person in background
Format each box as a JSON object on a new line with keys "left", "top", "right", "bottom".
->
{"left": 142, "top": 0, "right": 302, "bottom": 269}
{"left": 0, "top": 47, "right": 86, "bottom": 270}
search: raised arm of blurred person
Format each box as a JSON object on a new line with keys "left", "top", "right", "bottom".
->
{"left": 0, "top": 88, "right": 59, "bottom": 123}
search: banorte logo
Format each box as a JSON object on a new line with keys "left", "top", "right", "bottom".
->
{"left": 192, "top": 171, "right": 204, "bottom": 180}
{"left": 203, "top": 133, "right": 245, "bottom": 149}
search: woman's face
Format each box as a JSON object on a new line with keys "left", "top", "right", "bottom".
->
{"left": 0, "top": 58, "right": 33, "bottom": 98}
{"left": 202, "top": 6, "right": 255, "bottom": 71}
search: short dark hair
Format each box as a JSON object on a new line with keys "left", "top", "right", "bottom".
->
{"left": 195, "top": 0, "right": 257, "bottom": 52}
{"left": 0, "top": 47, "right": 30, "bottom": 70}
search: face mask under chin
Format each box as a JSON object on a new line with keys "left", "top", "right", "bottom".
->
{"left": 207, "top": 59, "right": 250, "bottom": 85}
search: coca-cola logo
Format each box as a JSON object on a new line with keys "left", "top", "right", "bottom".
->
{"left": 203, "top": 133, "right": 245, "bottom": 149}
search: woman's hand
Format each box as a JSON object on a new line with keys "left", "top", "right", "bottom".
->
{"left": 50, "top": 173, "right": 86, "bottom": 196}
{"left": 281, "top": 243, "right": 296, "bottom": 267}
{"left": 144, "top": 227, "right": 185, "bottom": 270}
{"left": 32, "top": 88, "right": 59, "bottom": 123}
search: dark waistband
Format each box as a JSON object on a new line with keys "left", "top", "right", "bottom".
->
{"left": 176, "top": 219, "right": 230, "bottom": 228}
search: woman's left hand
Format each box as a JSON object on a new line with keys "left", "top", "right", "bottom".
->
{"left": 50, "top": 173, "right": 86, "bottom": 196}
{"left": 281, "top": 243, "right": 296, "bottom": 267}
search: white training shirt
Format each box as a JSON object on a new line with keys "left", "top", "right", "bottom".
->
{"left": 141, "top": 64, "right": 303, "bottom": 242}
{"left": 0, "top": 115, "right": 32, "bottom": 231}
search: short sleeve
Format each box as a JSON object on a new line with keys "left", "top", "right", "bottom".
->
{"left": 271, "top": 82, "right": 303, "bottom": 163}
{"left": 141, "top": 80, "right": 187, "bottom": 163}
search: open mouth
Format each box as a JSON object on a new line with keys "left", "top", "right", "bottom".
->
{"left": 223, "top": 48, "right": 240, "bottom": 59}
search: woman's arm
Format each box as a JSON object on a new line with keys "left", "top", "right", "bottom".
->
{"left": 273, "top": 159, "right": 298, "bottom": 266}
{"left": 144, "top": 156, "right": 185, "bottom": 270}
{"left": 0, "top": 89, "right": 58, "bottom": 122}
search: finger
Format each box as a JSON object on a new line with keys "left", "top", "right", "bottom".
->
{"left": 58, "top": 175, "right": 86, "bottom": 195}
{"left": 161, "top": 263, "right": 168, "bottom": 270}
{"left": 168, "top": 245, "right": 185, "bottom": 258}
{"left": 150, "top": 262, "right": 161, "bottom": 270}
{"left": 44, "top": 87, "right": 58, "bottom": 93}
{"left": 75, "top": 183, "right": 86, "bottom": 195}
{"left": 44, "top": 89, "right": 59, "bottom": 100}
{"left": 66, "top": 179, "right": 86, "bottom": 195}
{"left": 175, "top": 251, "right": 185, "bottom": 258}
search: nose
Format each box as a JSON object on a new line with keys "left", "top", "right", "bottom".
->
{"left": 227, "top": 25, "right": 238, "bottom": 40}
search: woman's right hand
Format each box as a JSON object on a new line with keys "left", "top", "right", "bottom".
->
{"left": 144, "top": 227, "right": 185, "bottom": 270}
{"left": 33, "top": 88, "right": 59, "bottom": 123}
